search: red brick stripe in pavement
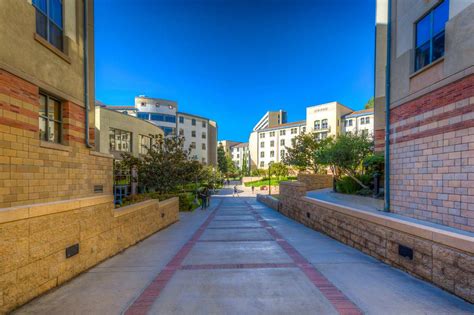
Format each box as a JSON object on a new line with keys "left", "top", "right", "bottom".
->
{"left": 245, "top": 201, "right": 363, "bottom": 315}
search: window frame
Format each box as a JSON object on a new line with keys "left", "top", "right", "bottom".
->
{"left": 109, "top": 128, "right": 132, "bottom": 153}
{"left": 39, "top": 92, "right": 63, "bottom": 144}
{"left": 33, "top": 0, "right": 64, "bottom": 51}
{"left": 414, "top": 0, "right": 449, "bottom": 72}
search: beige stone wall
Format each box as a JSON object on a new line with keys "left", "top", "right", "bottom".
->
{"left": 279, "top": 181, "right": 474, "bottom": 303}
{"left": 0, "top": 195, "right": 179, "bottom": 313}
{"left": 296, "top": 174, "right": 332, "bottom": 191}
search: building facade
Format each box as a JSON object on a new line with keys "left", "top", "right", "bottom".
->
{"left": 249, "top": 103, "right": 374, "bottom": 169}
{"left": 380, "top": 0, "right": 474, "bottom": 232}
{"left": 230, "top": 142, "right": 250, "bottom": 171}
{"left": 105, "top": 95, "right": 218, "bottom": 165}
{"left": 95, "top": 106, "right": 164, "bottom": 159}
{"left": 342, "top": 109, "right": 375, "bottom": 137}
{"left": 249, "top": 120, "right": 306, "bottom": 169}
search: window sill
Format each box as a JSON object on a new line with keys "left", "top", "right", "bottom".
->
{"left": 34, "top": 33, "right": 71, "bottom": 64}
{"left": 40, "top": 140, "right": 72, "bottom": 152}
{"left": 410, "top": 57, "right": 444, "bottom": 79}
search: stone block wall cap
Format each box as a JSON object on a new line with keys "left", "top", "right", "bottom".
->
{"left": 280, "top": 181, "right": 305, "bottom": 186}
{"left": 114, "top": 199, "right": 159, "bottom": 217}
{"left": 159, "top": 197, "right": 179, "bottom": 207}
{"left": 0, "top": 194, "right": 114, "bottom": 223}
{"left": 302, "top": 196, "right": 474, "bottom": 254}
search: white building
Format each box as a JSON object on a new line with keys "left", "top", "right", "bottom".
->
{"left": 102, "top": 95, "right": 218, "bottom": 165}
{"left": 248, "top": 103, "right": 374, "bottom": 169}
{"left": 249, "top": 120, "right": 306, "bottom": 169}
{"left": 342, "top": 109, "right": 374, "bottom": 137}
{"left": 230, "top": 142, "right": 250, "bottom": 171}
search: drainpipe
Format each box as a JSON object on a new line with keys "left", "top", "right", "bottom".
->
{"left": 84, "top": 0, "right": 92, "bottom": 148}
{"left": 384, "top": 0, "right": 392, "bottom": 212}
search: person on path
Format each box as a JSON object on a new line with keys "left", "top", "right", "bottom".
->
{"left": 251, "top": 186, "right": 255, "bottom": 194}
{"left": 233, "top": 185, "right": 239, "bottom": 197}
{"left": 200, "top": 189, "right": 207, "bottom": 210}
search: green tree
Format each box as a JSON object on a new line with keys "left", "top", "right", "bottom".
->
{"left": 241, "top": 152, "right": 249, "bottom": 176}
{"left": 225, "top": 153, "right": 238, "bottom": 178}
{"left": 317, "top": 133, "right": 373, "bottom": 189}
{"left": 365, "top": 97, "right": 374, "bottom": 109}
{"left": 283, "top": 133, "right": 328, "bottom": 173}
{"left": 119, "top": 134, "right": 197, "bottom": 193}
{"left": 270, "top": 162, "right": 288, "bottom": 179}
{"left": 217, "top": 143, "right": 227, "bottom": 174}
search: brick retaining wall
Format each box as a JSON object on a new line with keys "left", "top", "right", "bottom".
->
{"left": 279, "top": 181, "right": 474, "bottom": 303}
{"left": 0, "top": 195, "right": 179, "bottom": 313}
{"left": 256, "top": 194, "right": 280, "bottom": 211}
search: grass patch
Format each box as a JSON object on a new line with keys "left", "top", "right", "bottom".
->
{"left": 244, "top": 176, "right": 296, "bottom": 187}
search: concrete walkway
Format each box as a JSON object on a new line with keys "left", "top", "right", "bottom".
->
{"left": 15, "top": 189, "right": 474, "bottom": 314}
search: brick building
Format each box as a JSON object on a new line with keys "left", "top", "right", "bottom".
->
{"left": 378, "top": 0, "right": 474, "bottom": 231}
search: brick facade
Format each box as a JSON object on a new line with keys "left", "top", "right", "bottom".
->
{"left": 0, "top": 69, "right": 112, "bottom": 208}
{"left": 389, "top": 74, "right": 474, "bottom": 232}
{"left": 277, "top": 181, "right": 474, "bottom": 304}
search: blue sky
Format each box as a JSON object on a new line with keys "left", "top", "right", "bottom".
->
{"left": 95, "top": 0, "right": 375, "bottom": 142}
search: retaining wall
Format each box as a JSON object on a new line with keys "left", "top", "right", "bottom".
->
{"left": 279, "top": 181, "right": 474, "bottom": 303}
{"left": 0, "top": 195, "right": 179, "bottom": 313}
{"left": 296, "top": 173, "right": 333, "bottom": 191}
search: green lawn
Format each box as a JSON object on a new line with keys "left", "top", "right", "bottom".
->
{"left": 244, "top": 177, "right": 295, "bottom": 187}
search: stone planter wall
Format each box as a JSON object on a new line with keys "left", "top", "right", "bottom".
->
{"left": 256, "top": 194, "right": 280, "bottom": 211}
{"left": 0, "top": 195, "right": 179, "bottom": 313}
{"left": 296, "top": 173, "right": 333, "bottom": 191}
{"left": 279, "top": 181, "right": 474, "bottom": 303}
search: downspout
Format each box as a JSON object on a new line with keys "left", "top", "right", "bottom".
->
{"left": 84, "top": 0, "right": 92, "bottom": 148}
{"left": 384, "top": 0, "right": 392, "bottom": 212}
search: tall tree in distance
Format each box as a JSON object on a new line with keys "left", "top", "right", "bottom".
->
{"left": 365, "top": 97, "right": 374, "bottom": 109}
{"left": 217, "top": 143, "right": 227, "bottom": 174}
{"left": 241, "top": 151, "right": 249, "bottom": 176}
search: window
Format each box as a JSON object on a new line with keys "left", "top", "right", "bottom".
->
{"left": 192, "top": 119, "right": 196, "bottom": 126}
{"left": 280, "top": 150, "right": 285, "bottom": 158}
{"left": 33, "top": 0, "right": 63, "bottom": 50}
{"left": 109, "top": 128, "right": 131, "bottom": 152}
{"left": 155, "top": 103, "right": 160, "bottom": 108}
{"left": 270, "top": 140, "right": 274, "bottom": 147}
{"left": 260, "top": 161, "right": 264, "bottom": 167}
{"left": 202, "top": 132, "right": 206, "bottom": 139}
{"left": 141, "top": 102, "right": 145, "bottom": 107}
{"left": 415, "top": 0, "right": 449, "bottom": 71}
{"left": 314, "top": 120, "right": 320, "bottom": 130}
{"left": 139, "top": 135, "right": 152, "bottom": 154}
{"left": 360, "top": 118, "right": 365, "bottom": 125}
{"left": 366, "top": 117, "right": 370, "bottom": 124}
{"left": 280, "top": 130, "right": 286, "bottom": 136}
{"left": 202, "top": 158, "right": 206, "bottom": 163}
{"left": 361, "top": 129, "right": 369, "bottom": 137}
{"left": 237, "top": 154, "right": 240, "bottom": 158}
{"left": 260, "top": 142, "right": 265, "bottom": 148}
{"left": 270, "top": 131, "right": 275, "bottom": 137}
{"left": 162, "top": 127, "right": 174, "bottom": 136}
{"left": 270, "top": 151, "right": 275, "bottom": 158}
{"left": 190, "top": 142, "right": 196, "bottom": 149}
{"left": 39, "top": 93, "right": 62, "bottom": 143}
{"left": 291, "top": 138, "right": 296, "bottom": 146}
{"left": 260, "top": 152, "right": 265, "bottom": 158}
{"left": 260, "top": 133, "right": 265, "bottom": 138}
{"left": 202, "top": 121, "right": 206, "bottom": 128}
{"left": 149, "top": 113, "right": 176, "bottom": 123}
{"left": 322, "top": 119, "right": 328, "bottom": 129}
{"left": 137, "top": 112, "right": 149, "bottom": 120}
{"left": 179, "top": 116, "right": 184, "bottom": 123}
{"left": 202, "top": 143, "right": 206, "bottom": 150}
{"left": 191, "top": 130, "right": 196, "bottom": 137}
{"left": 349, "top": 119, "right": 353, "bottom": 127}
{"left": 302, "top": 127, "right": 306, "bottom": 133}
{"left": 280, "top": 139, "right": 285, "bottom": 146}
{"left": 179, "top": 128, "right": 184, "bottom": 136}
{"left": 321, "top": 132, "right": 328, "bottom": 139}
{"left": 291, "top": 128, "right": 297, "bottom": 134}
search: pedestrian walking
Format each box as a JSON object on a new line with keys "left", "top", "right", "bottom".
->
{"left": 200, "top": 189, "right": 207, "bottom": 210}
{"left": 251, "top": 186, "right": 255, "bottom": 194}
{"left": 233, "top": 185, "right": 239, "bottom": 197}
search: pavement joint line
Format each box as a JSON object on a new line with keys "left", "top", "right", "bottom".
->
{"left": 245, "top": 200, "right": 363, "bottom": 315}
{"left": 197, "top": 239, "right": 275, "bottom": 242}
{"left": 123, "top": 199, "right": 224, "bottom": 315}
{"left": 179, "top": 263, "right": 298, "bottom": 270}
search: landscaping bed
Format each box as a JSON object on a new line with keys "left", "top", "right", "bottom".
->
{"left": 120, "top": 191, "right": 200, "bottom": 211}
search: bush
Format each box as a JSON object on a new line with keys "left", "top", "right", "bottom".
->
{"left": 336, "top": 175, "right": 372, "bottom": 194}
{"left": 121, "top": 192, "right": 199, "bottom": 211}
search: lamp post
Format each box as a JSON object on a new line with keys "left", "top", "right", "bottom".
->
{"left": 268, "top": 162, "right": 273, "bottom": 195}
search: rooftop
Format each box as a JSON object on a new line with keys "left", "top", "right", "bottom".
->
{"left": 344, "top": 108, "right": 374, "bottom": 118}
{"left": 258, "top": 120, "right": 306, "bottom": 132}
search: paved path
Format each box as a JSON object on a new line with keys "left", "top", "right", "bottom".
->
{"left": 16, "top": 190, "right": 474, "bottom": 314}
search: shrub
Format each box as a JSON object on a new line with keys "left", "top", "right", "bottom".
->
{"left": 336, "top": 175, "right": 372, "bottom": 194}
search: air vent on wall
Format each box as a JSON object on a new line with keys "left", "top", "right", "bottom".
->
{"left": 94, "top": 185, "right": 103, "bottom": 193}
{"left": 398, "top": 244, "right": 413, "bottom": 260}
